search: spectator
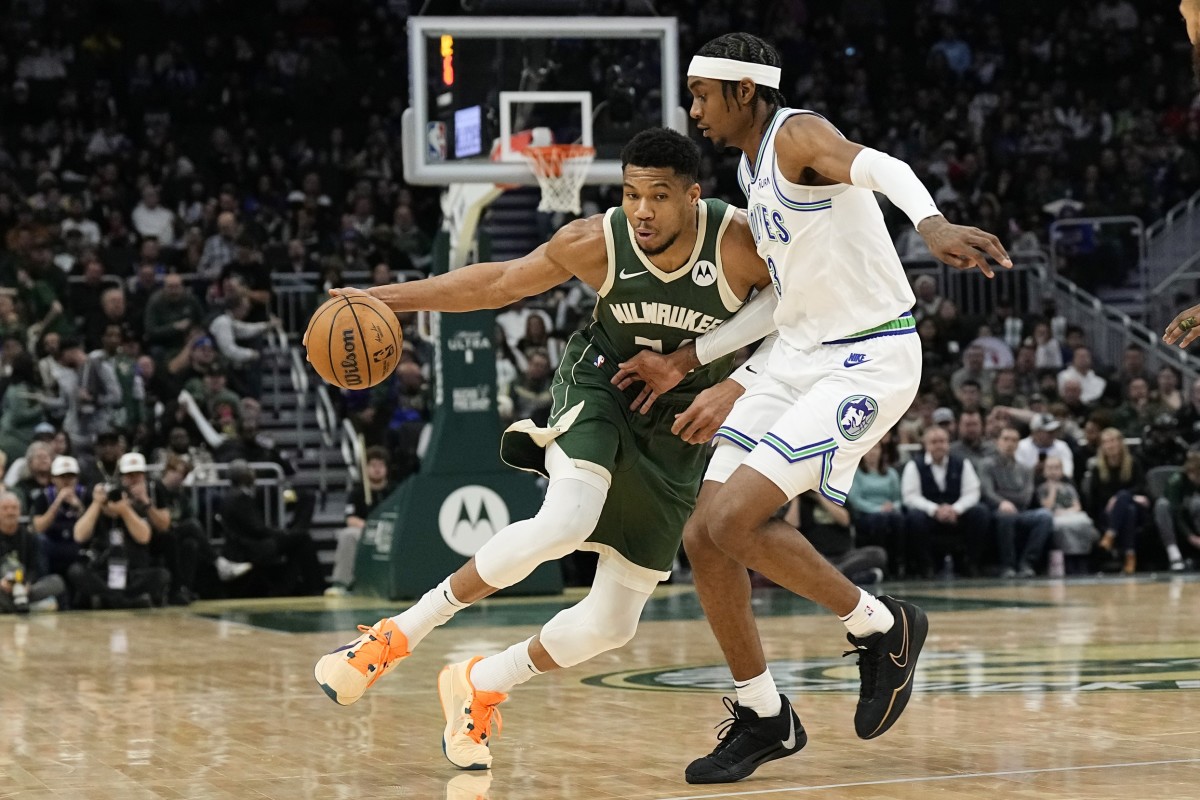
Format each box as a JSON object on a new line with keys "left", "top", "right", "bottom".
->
{"left": 1176, "top": 377, "right": 1200, "bottom": 444}
{"left": 1082, "top": 428, "right": 1149, "bottom": 574}
{"left": 68, "top": 473, "right": 169, "bottom": 609}
{"left": 80, "top": 430, "right": 125, "bottom": 488}
{"left": 30, "top": 455, "right": 88, "bottom": 581}
{"left": 130, "top": 186, "right": 176, "bottom": 247}
{"left": 1030, "top": 321, "right": 1064, "bottom": 370}
{"left": 847, "top": 442, "right": 905, "bottom": 575}
{"left": 219, "top": 238, "right": 272, "bottom": 321}
{"left": 912, "top": 274, "right": 944, "bottom": 322}
{"left": 1058, "top": 377, "right": 1093, "bottom": 427}
{"left": 14, "top": 441, "right": 54, "bottom": 513}
{"left": 902, "top": 425, "right": 991, "bottom": 577}
{"left": 61, "top": 196, "right": 101, "bottom": 247}
{"left": 82, "top": 287, "right": 132, "bottom": 352}
{"left": 197, "top": 211, "right": 239, "bottom": 281}
{"left": 950, "top": 344, "right": 993, "bottom": 396}
{"left": 0, "top": 354, "right": 46, "bottom": 464}
{"left": 1016, "top": 412, "right": 1076, "bottom": 480}
{"left": 981, "top": 426, "right": 1053, "bottom": 577}
{"left": 143, "top": 272, "right": 206, "bottom": 358}
{"left": 510, "top": 349, "right": 553, "bottom": 426}
{"left": 950, "top": 409, "right": 992, "bottom": 473}
{"left": 1155, "top": 366, "right": 1183, "bottom": 413}
{"left": 1037, "top": 456, "right": 1099, "bottom": 575}
{"left": 991, "top": 368, "right": 1025, "bottom": 409}
{"left": 0, "top": 491, "right": 65, "bottom": 613}
{"left": 955, "top": 379, "right": 987, "bottom": 415}
{"left": 1153, "top": 452, "right": 1200, "bottom": 572}
{"left": 1057, "top": 346, "right": 1106, "bottom": 404}
{"left": 208, "top": 294, "right": 278, "bottom": 398}
{"left": 1112, "top": 377, "right": 1161, "bottom": 437}
{"left": 217, "top": 461, "right": 321, "bottom": 596}
{"left": 143, "top": 454, "right": 250, "bottom": 603}
{"left": 80, "top": 324, "right": 127, "bottom": 441}
{"left": 782, "top": 491, "right": 887, "bottom": 585}
{"left": 1140, "top": 413, "right": 1190, "bottom": 471}
{"left": 325, "top": 447, "right": 398, "bottom": 597}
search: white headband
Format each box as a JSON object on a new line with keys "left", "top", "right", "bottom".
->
{"left": 687, "top": 55, "right": 781, "bottom": 89}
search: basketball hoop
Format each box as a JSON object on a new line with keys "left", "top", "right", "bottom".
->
{"left": 522, "top": 144, "right": 596, "bottom": 215}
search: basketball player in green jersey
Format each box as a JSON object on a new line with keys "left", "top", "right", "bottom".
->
{"left": 1163, "top": 0, "right": 1200, "bottom": 348}
{"left": 313, "top": 128, "right": 773, "bottom": 770}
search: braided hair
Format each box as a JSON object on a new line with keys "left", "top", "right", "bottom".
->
{"left": 695, "top": 33, "right": 787, "bottom": 111}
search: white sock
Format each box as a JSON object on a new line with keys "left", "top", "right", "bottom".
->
{"left": 391, "top": 577, "right": 466, "bottom": 649}
{"left": 841, "top": 589, "right": 895, "bottom": 639}
{"left": 470, "top": 637, "right": 542, "bottom": 694}
{"left": 1167, "top": 544, "right": 1183, "bottom": 565}
{"left": 734, "top": 670, "right": 782, "bottom": 718}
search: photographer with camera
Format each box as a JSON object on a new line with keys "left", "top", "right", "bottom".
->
{"left": 30, "top": 455, "right": 89, "bottom": 582}
{"left": 0, "top": 491, "right": 65, "bottom": 613}
{"left": 67, "top": 453, "right": 169, "bottom": 609}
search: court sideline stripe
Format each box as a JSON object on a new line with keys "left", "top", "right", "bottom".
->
{"left": 654, "top": 757, "right": 1200, "bottom": 800}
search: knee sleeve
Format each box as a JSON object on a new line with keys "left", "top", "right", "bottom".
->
{"left": 538, "top": 558, "right": 653, "bottom": 669}
{"left": 474, "top": 442, "right": 610, "bottom": 589}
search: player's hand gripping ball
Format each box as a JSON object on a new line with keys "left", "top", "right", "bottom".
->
{"left": 304, "top": 290, "right": 403, "bottom": 389}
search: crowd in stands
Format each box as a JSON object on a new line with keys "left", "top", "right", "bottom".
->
{"left": 1, "top": 0, "right": 1198, "bottom": 607}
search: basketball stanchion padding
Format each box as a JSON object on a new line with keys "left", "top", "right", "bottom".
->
{"left": 304, "top": 293, "right": 403, "bottom": 389}
{"left": 522, "top": 144, "right": 596, "bottom": 215}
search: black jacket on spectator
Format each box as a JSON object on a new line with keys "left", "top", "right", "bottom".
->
{"left": 913, "top": 456, "right": 967, "bottom": 504}
{"left": 1082, "top": 457, "right": 1146, "bottom": 525}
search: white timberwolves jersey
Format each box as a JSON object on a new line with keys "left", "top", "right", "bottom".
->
{"left": 739, "top": 108, "right": 916, "bottom": 353}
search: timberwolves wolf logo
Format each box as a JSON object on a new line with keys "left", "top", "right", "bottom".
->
{"left": 837, "top": 395, "right": 878, "bottom": 441}
{"left": 438, "top": 486, "right": 511, "bottom": 556}
{"left": 691, "top": 259, "right": 717, "bottom": 287}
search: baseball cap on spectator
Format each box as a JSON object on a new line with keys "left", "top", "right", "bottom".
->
{"left": 33, "top": 422, "right": 55, "bottom": 435}
{"left": 118, "top": 452, "right": 148, "bottom": 474}
{"left": 51, "top": 456, "right": 80, "bottom": 476}
{"left": 1030, "top": 413, "right": 1060, "bottom": 432}
{"left": 36, "top": 171, "right": 57, "bottom": 188}
{"left": 195, "top": 336, "right": 214, "bottom": 348}
{"left": 932, "top": 407, "right": 956, "bottom": 425}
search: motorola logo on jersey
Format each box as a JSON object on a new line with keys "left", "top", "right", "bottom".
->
{"left": 748, "top": 203, "right": 792, "bottom": 245}
{"left": 438, "top": 486, "right": 511, "bottom": 556}
{"left": 691, "top": 260, "right": 717, "bottom": 287}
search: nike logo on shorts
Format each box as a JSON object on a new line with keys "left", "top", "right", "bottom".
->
{"left": 844, "top": 353, "right": 870, "bottom": 368}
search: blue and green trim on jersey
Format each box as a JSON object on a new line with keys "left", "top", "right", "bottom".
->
{"left": 822, "top": 312, "right": 916, "bottom": 345}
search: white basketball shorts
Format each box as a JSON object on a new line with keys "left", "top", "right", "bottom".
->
{"left": 705, "top": 329, "right": 921, "bottom": 503}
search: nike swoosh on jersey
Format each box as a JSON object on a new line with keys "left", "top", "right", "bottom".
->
{"left": 619, "top": 269, "right": 649, "bottom": 279}
{"left": 781, "top": 711, "right": 797, "bottom": 750}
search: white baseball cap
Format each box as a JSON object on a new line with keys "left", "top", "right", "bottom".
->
{"left": 50, "top": 456, "right": 80, "bottom": 476}
{"left": 118, "top": 452, "right": 148, "bottom": 474}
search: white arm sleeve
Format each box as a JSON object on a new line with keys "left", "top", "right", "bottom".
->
{"left": 729, "top": 333, "right": 777, "bottom": 389}
{"left": 694, "top": 288, "right": 778, "bottom": 366}
{"left": 849, "top": 147, "right": 941, "bottom": 229}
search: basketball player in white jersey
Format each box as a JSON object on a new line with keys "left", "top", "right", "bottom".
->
{"left": 613, "top": 33, "right": 1012, "bottom": 784}
{"left": 1164, "top": 0, "right": 1200, "bottom": 348}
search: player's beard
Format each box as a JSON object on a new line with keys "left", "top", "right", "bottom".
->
{"left": 636, "top": 229, "right": 680, "bottom": 256}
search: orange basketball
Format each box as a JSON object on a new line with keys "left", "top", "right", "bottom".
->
{"left": 304, "top": 293, "right": 403, "bottom": 389}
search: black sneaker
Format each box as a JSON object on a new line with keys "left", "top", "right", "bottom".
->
{"left": 684, "top": 695, "right": 806, "bottom": 784}
{"left": 844, "top": 595, "right": 929, "bottom": 740}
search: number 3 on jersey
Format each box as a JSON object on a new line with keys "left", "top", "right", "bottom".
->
{"left": 766, "top": 256, "right": 783, "bottom": 297}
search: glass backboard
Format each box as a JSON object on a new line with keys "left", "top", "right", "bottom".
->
{"left": 403, "top": 16, "right": 685, "bottom": 187}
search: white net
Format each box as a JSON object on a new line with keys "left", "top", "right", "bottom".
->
{"left": 522, "top": 144, "right": 595, "bottom": 215}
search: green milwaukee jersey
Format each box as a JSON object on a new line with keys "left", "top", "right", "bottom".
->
{"left": 585, "top": 197, "right": 743, "bottom": 398}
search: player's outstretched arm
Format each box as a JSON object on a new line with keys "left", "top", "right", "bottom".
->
{"left": 1164, "top": 302, "right": 1200, "bottom": 348}
{"left": 776, "top": 115, "right": 1012, "bottom": 276}
{"left": 329, "top": 217, "right": 605, "bottom": 313}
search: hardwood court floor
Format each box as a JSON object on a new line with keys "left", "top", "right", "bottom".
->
{"left": 4, "top": 577, "right": 1200, "bottom": 800}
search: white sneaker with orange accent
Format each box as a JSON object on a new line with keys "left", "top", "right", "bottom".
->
{"left": 438, "top": 657, "right": 507, "bottom": 770}
{"left": 314, "top": 618, "right": 411, "bottom": 705}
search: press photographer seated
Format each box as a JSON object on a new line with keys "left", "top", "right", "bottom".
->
{"left": 67, "top": 453, "right": 170, "bottom": 609}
